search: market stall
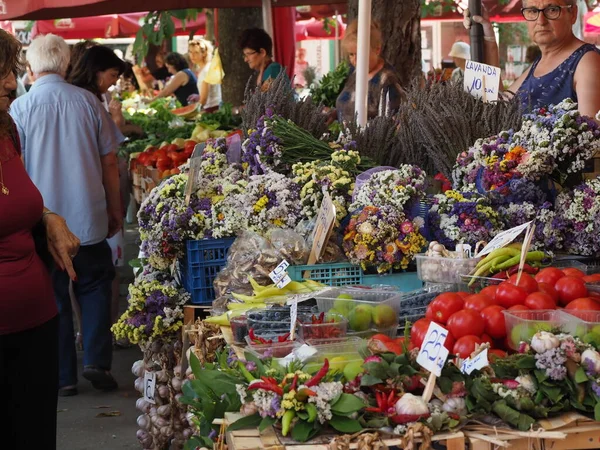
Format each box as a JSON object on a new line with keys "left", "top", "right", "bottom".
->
{"left": 106, "top": 66, "right": 600, "bottom": 450}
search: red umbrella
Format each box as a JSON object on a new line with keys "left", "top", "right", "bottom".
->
{"left": 585, "top": 10, "right": 600, "bottom": 34}
{"left": 30, "top": 12, "right": 206, "bottom": 40}
{"left": 0, "top": 0, "right": 344, "bottom": 21}
{"left": 422, "top": 0, "right": 525, "bottom": 22}
{"left": 295, "top": 16, "right": 345, "bottom": 41}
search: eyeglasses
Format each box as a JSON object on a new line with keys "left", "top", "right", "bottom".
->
{"left": 243, "top": 51, "right": 257, "bottom": 60}
{"left": 521, "top": 5, "right": 572, "bottom": 21}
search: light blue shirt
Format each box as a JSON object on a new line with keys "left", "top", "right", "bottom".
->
{"left": 10, "top": 74, "right": 124, "bottom": 246}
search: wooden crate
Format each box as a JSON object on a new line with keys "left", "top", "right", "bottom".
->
{"left": 464, "top": 413, "right": 600, "bottom": 449}
{"left": 183, "top": 304, "right": 212, "bottom": 325}
{"left": 224, "top": 413, "right": 465, "bottom": 450}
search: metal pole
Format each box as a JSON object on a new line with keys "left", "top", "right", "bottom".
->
{"left": 355, "top": 0, "right": 372, "bottom": 127}
{"left": 469, "top": 0, "right": 484, "bottom": 63}
{"left": 262, "top": 0, "right": 275, "bottom": 55}
{"left": 334, "top": 10, "right": 340, "bottom": 67}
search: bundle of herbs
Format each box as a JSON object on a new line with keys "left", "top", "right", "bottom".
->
{"left": 241, "top": 71, "right": 330, "bottom": 139}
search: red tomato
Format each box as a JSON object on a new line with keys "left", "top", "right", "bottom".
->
{"left": 524, "top": 292, "right": 556, "bottom": 310}
{"left": 480, "top": 305, "right": 507, "bottom": 339}
{"left": 508, "top": 304, "right": 530, "bottom": 311}
{"left": 538, "top": 282, "right": 559, "bottom": 304}
{"left": 535, "top": 267, "right": 565, "bottom": 286}
{"left": 156, "top": 156, "right": 172, "bottom": 172}
{"left": 384, "top": 341, "right": 403, "bottom": 355}
{"left": 447, "top": 310, "right": 485, "bottom": 339}
{"left": 554, "top": 277, "right": 588, "bottom": 306}
{"left": 564, "top": 297, "right": 600, "bottom": 311}
{"left": 480, "top": 333, "right": 493, "bottom": 346}
{"left": 425, "top": 307, "right": 434, "bottom": 321}
{"left": 583, "top": 274, "right": 600, "bottom": 283}
{"left": 495, "top": 282, "right": 528, "bottom": 308}
{"left": 480, "top": 285, "right": 498, "bottom": 301}
{"left": 410, "top": 318, "right": 431, "bottom": 349}
{"left": 443, "top": 331, "right": 456, "bottom": 353}
{"left": 562, "top": 268, "right": 586, "bottom": 278}
{"left": 371, "top": 333, "right": 392, "bottom": 342}
{"left": 507, "top": 273, "right": 538, "bottom": 294}
{"left": 456, "top": 291, "right": 470, "bottom": 299}
{"left": 453, "top": 335, "right": 482, "bottom": 358}
{"left": 428, "top": 293, "right": 465, "bottom": 324}
{"left": 464, "top": 293, "right": 497, "bottom": 312}
{"left": 488, "top": 349, "right": 507, "bottom": 361}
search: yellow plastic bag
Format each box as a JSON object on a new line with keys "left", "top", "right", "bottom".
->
{"left": 204, "top": 48, "right": 224, "bottom": 85}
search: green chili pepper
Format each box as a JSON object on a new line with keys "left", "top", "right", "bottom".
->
{"left": 281, "top": 409, "right": 295, "bottom": 436}
{"left": 237, "top": 361, "right": 256, "bottom": 383}
{"left": 305, "top": 403, "right": 318, "bottom": 423}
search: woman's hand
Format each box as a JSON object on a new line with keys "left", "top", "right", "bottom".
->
{"left": 463, "top": 7, "right": 496, "bottom": 42}
{"left": 43, "top": 214, "right": 80, "bottom": 281}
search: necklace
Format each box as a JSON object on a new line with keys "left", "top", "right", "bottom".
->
{"left": 0, "top": 159, "right": 8, "bottom": 195}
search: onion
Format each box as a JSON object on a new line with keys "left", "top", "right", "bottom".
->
{"left": 136, "top": 398, "right": 151, "bottom": 413}
{"left": 137, "top": 414, "right": 151, "bottom": 431}
{"left": 134, "top": 377, "right": 144, "bottom": 393}
{"left": 157, "top": 404, "right": 171, "bottom": 417}
{"left": 132, "top": 360, "right": 145, "bottom": 378}
{"left": 158, "top": 384, "right": 170, "bottom": 399}
{"left": 171, "top": 377, "right": 182, "bottom": 392}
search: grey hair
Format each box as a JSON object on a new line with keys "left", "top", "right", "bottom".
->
{"left": 27, "top": 34, "right": 70, "bottom": 76}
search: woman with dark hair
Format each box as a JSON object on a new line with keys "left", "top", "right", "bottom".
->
{"left": 0, "top": 30, "right": 80, "bottom": 450}
{"left": 68, "top": 45, "right": 126, "bottom": 102}
{"left": 66, "top": 39, "right": 98, "bottom": 80}
{"left": 239, "top": 28, "right": 282, "bottom": 90}
{"left": 153, "top": 52, "right": 199, "bottom": 106}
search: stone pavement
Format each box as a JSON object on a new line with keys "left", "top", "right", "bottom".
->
{"left": 57, "top": 225, "right": 141, "bottom": 450}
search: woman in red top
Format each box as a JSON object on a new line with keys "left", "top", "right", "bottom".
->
{"left": 0, "top": 30, "right": 80, "bottom": 450}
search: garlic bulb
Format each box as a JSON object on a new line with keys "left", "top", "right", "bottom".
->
{"left": 442, "top": 397, "right": 466, "bottom": 415}
{"left": 134, "top": 377, "right": 145, "bottom": 394}
{"left": 157, "top": 404, "right": 171, "bottom": 417}
{"left": 137, "top": 414, "right": 151, "bottom": 430}
{"left": 394, "top": 393, "right": 429, "bottom": 416}
{"left": 171, "top": 377, "right": 183, "bottom": 392}
{"left": 132, "top": 360, "right": 145, "bottom": 378}
{"left": 530, "top": 331, "right": 560, "bottom": 353}
{"left": 136, "top": 398, "right": 151, "bottom": 414}
{"left": 582, "top": 349, "right": 600, "bottom": 374}
{"left": 157, "top": 384, "right": 170, "bottom": 399}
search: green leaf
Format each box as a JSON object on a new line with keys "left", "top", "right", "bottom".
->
{"left": 492, "top": 400, "right": 536, "bottom": 431}
{"left": 438, "top": 376, "right": 453, "bottom": 394}
{"left": 594, "top": 401, "right": 600, "bottom": 422}
{"left": 244, "top": 351, "right": 266, "bottom": 375}
{"left": 363, "top": 361, "right": 389, "bottom": 380}
{"left": 189, "top": 352, "right": 202, "bottom": 379}
{"left": 331, "top": 393, "right": 366, "bottom": 415}
{"left": 259, "top": 416, "right": 277, "bottom": 432}
{"left": 228, "top": 413, "right": 262, "bottom": 431}
{"left": 296, "top": 411, "right": 309, "bottom": 420}
{"left": 329, "top": 415, "right": 362, "bottom": 433}
{"left": 540, "top": 385, "right": 563, "bottom": 403}
{"left": 291, "top": 420, "right": 316, "bottom": 442}
{"left": 575, "top": 366, "right": 589, "bottom": 384}
{"left": 360, "top": 374, "right": 383, "bottom": 387}
{"left": 163, "top": 16, "right": 175, "bottom": 38}
{"left": 390, "top": 363, "right": 401, "bottom": 374}
{"left": 516, "top": 355, "right": 537, "bottom": 369}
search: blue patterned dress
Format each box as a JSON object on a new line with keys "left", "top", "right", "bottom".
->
{"left": 517, "top": 43, "right": 600, "bottom": 111}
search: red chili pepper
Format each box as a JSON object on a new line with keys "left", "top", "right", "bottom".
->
{"left": 247, "top": 382, "right": 284, "bottom": 396}
{"left": 277, "top": 332, "right": 290, "bottom": 343}
{"left": 261, "top": 376, "right": 278, "bottom": 385}
{"left": 290, "top": 374, "right": 299, "bottom": 391}
{"left": 491, "top": 271, "right": 509, "bottom": 280}
{"left": 387, "top": 390, "right": 395, "bottom": 408}
{"left": 507, "top": 264, "right": 539, "bottom": 276}
{"left": 305, "top": 359, "right": 329, "bottom": 387}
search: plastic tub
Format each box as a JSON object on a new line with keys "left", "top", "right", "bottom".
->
{"left": 246, "top": 305, "right": 313, "bottom": 334}
{"left": 503, "top": 309, "right": 566, "bottom": 350}
{"left": 313, "top": 287, "right": 402, "bottom": 334}
{"left": 562, "top": 310, "right": 600, "bottom": 340}
{"left": 244, "top": 335, "right": 299, "bottom": 358}
{"left": 398, "top": 284, "right": 456, "bottom": 328}
{"left": 550, "top": 259, "right": 589, "bottom": 273}
{"left": 297, "top": 313, "right": 347, "bottom": 342}
{"left": 416, "top": 254, "right": 479, "bottom": 285}
{"left": 230, "top": 315, "right": 248, "bottom": 345}
{"left": 302, "top": 337, "right": 366, "bottom": 376}
{"left": 459, "top": 275, "right": 504, "bottom": 293}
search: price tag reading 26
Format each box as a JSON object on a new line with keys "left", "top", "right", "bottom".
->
{"left": 416, "top": 322, "right": 450, "bottom": 377}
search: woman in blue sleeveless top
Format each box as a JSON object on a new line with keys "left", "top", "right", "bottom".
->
{"left": 466, "top": 0, "right": 600, "bottom": 117}
{"left": 154, "top": 52, "right": 199, "bottom": 106}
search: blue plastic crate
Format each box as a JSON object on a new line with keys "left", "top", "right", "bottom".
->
{"left": 181, "top": 237, "right": 235, "bottom": 304}
{"left": 287, "top": 263, "right": 363, "bottom": 286}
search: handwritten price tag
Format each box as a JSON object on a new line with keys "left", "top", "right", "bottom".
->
{"left": 307, "top": 192, "right": 336, "bottom": 264}
{"left": 289, "top": 300, "right": 298, "bottom": 340}
{"left": 464, "top": 60, "right": 501, "bottom": 103}
{"left": 416, "top": 322, "right": 449, "bottom": 377}
{"left": 460, "top": 348, "right": 489, "bottom": 375}
{"left": 143, "top": 371, "right": 156, "bottom": 404}
{"left": 269, "top": 260, "right": 291, "bottom": 289}
{"left": 477, "top": 221, "right": 532, "bottom": 257}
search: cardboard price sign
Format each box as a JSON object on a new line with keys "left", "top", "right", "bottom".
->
{"left": 464, "top": 60, "right": 501, "bottom": 103}
{"left": 269, "top": 260, "right": 291, "bottom": 289}
{"left": 460, "top": 348, "right": 489, "bottom": 375}
{"left": 184, "top": 143, "right": 206, "bottom": 205}
{"left": 143, "top": 371, "right": 156, "bottom": 404}
{"left": 477, "top": 221, "right": 532, "bottom": 257}
{"left": 307, "top": 192, "right": 336, "bottom": 265}
{"left": 416, "top": 322, "right": 449, "bottom": 377}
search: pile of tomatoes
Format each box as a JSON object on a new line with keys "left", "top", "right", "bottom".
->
{"left": 411, "top": 267, "right": 600, "bottom": 359}
{"left": 135, "top": 140, "right": 197, "bottom": 177}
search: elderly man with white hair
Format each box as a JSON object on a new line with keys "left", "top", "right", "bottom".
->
{"left": 10, "top": 34, "right": 124, "bottom": 397}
